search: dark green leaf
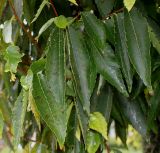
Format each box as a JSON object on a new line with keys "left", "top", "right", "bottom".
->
{"left": 114, "top": 13, "right": 133, "bottom": 92}
{"left": 46, "top": 27, "right": 65, "bottom": 104}
{"left": 95, "top": 0, "right": 115, "bottom": 17}
{"left": 68, "top": 27, "right": 96, "bottom": 113}
{"left": 124, "top": 8, "right": 151, "bottom": 88}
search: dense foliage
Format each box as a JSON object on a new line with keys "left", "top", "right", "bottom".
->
{"left": 0, "top": 0, "right": 160, "bottom": 152}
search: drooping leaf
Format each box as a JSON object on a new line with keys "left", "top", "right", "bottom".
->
{"left": 3, "top": 20, "right": 12, "bottom": 43}
{"left": 82, "top": 12, "right": 106, "bottom": 49}
{"left": 37, "top": 18, "right": 55, "bottom": 39}
{"left": 86, "top": 130, "right": 101, "bottom": 153}
{"left": 95, "top": 0, "right": 115, "bottom": 17}
{"left": 4, "top": 45, "right": 23, "bottom": 74}
{"left": 114, "top": 13, "right": 133, "bottom": 92}
{"left": 31, "top": 0, "right": 49, "bottom": 23}
{"left": 148, "top": 19, "right": 160, "bottom": 55}
{"left": 68, "top": 27, "right": 96, "bottom": 113}
{"left": 32, "top": 73, "right": 73, "bottom": 149}
{"left": 46, "top": 27, "right": 65, "bottom": 104}
{"left": 89, "top": 112, "right": 108, "bottom": 140}
{"left": 147, "top": 85, "right": 160, "bottom": 132}
{"left": 31, "top": 143, "right": 49, "bottom": 153}
{"left": 82, "top": 12, "right": 128, "bottom": 96}
{"left": 117, "top": 93, "right": 147, "bottom": 137}
{"left": 124, "top": 0, "right": 136, "bottom": 11}
{"left": 124, "top": 9, "right": 151, "bottom": 88}
{"left": 12, "top": 90, "right": 28, "bottom": 148}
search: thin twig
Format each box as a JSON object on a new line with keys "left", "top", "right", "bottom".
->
{"left": 50, "top": 0, "right": 58, "bottom": 17}
{"left": 8, "top": 0, "right": 43, "bottom": 58}
{"left": 106, "top": 142, "right": 110, "bottom": 153}
{"left": 103, "top": 7, "right": 124, "bottom": 20}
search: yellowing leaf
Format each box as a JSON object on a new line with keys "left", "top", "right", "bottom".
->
{"left": 89, "top": 112, "right": 107, "bottom": 140}
{"left": 68, "top": 0, "right": 78, "bottom": 6}
{"left": 4, "top": 45, "right": 23, "bottom": 74}
{"left": 124, "top": 0, "right": 136, "bottom": 11}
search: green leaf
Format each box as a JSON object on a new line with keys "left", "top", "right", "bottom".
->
{"left": 89, "top": 112, "right": 107, "bottom": 140}
{"left": 117, "top": 93, "right": 147, "bottom": 137}
{"left": 46, "top": 27, "right": 65, "bottom": 104}
{"left": 91, "top": 77, "right": 113, "bottom": 122}
{"left": 4, "top": 45, "right": 23, "bottom": 73}
{"left": 86, "top": 130, "right": 101, "bottom": 153}
{"left": 68, "top": 0, "right": 78, "bottom": 6}
{"left": 32, "top": 73, "right": 73, "bottom": 149}
{"left": 82, "top": 12, "right": 106, "bottom": 49}
{"left": 147, "top": 85, "right": 160, "bottom": 132}
{"left": 37, "top": 18, "right": 55, "bottom": 39}
{"left": 124, "top": 0, "right": 136, "bottom": 11}
{"left": 148, "top": 19, "right": 160, "bottom": 54}
{"left": 31, "top": 0, "right": 49, "bottom": 23}
{"left": 12, "top": 90, "right": 28, "bottom": 148}
{"left": 88, "top": 39, "right": 128, "bottom": 96}
{"left": 95, "top": 0, "right": 115, "bottom": 17}
{"left": 124, "top": 9, "right": 151, "bottom": 88}
{"left": 68, "top": 27, "right": 96, "bottom": 113}
{"left": 82, "top": 12, "right": 128, "bottom": 96}
{"left": 114, "top": 13, "right": 133, "bottom": 92}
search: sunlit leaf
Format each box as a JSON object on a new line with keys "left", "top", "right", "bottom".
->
{"left": 89, "top": 112, "right": 107, "bottom": 140}
{"left": 124, "top": 0, "right": 136, "bottom": 11}
{"left": 68, "top": 0, "right": 78, "bottom": 6}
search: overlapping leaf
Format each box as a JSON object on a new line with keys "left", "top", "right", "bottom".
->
{"left": 68, "top": 27, "right": 96, "bottom": 113}
{"left": 82, "top": 12, "right": 128, "bottom": 96}
{"left": 124, "top": 9, "right": 151, "bottom": 88}
{"left": 114, "top": 13, "right": 133, "bottom": 92}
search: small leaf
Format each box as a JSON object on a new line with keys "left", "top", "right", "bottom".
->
{"left": 68, "top": 0, "right": 78, "bottom": 6}
{"left": 124, "top": 0, "right": 136, "bottom": 11}
{"left": 37, "top": 18, "right": 55, "bottom": 39}
{"left": 86, "top": 130, "right": 101, "bottom": 153}
{"left": 54, "top": 15, "right": 69, "bottom": 29}
{"left": 4, "top": 45, "right": 23, "bottom": 73}
{"left": 89, "top": 112, "right": 107, "bottom": 140}
{"left": 12, "top": 90, "right": 28, "bottom": 149}
{"left": 124, "top": 9, "right": 151, "bottom": 88}
{"left": 31, "top": 0, "right": 49, "bottom": 23}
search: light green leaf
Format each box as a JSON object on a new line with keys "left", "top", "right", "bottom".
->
{"left": 46, "top": 27, "right": 65, "bottom": 105}
{"left": 124, "top": 9, "right": 151, "bottom": 88}
{"left": 68, "top": 0, "right": 78, "bottom": 6}
{"left": 4, "top": 45, "right": 23, "bottom": 73}
{"left": 13, "top": 90, "right": 28, "bottom": 149}
{"left": 89, "top": 112, "right": 107, "bottom": 140}
{"left": 31, "top": 0, "right": 49, "bottom": 23}
{"left": 68, "top": 27, "right": 96, "bottom": 113}
{"left": 124, "top": 0, "right": 136, "bottom": 11}
{"left": 54, "top": 15, "right": 69, "bottom": 29}
{"left": 20, "top": 70, "right": 33, "bottom": 90}
{"left": 32, "top": 73, "right": 73, "bottom": 149}
{"left": 37, "top": 18, "right": 55, "bottom": 39}
{"left": 114, "top": 13, "right": 133, "bottom": 92}
{"left": 86, "top": 130, "right": 101, "bottom": 153}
